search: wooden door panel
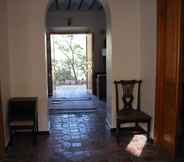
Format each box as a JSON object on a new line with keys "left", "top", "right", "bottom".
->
{"left": 155, "top": 0, "right": 182, "bottom": 158}
{"left": 47, "top": 33, "right": 53, "bottom": 97}
{"left": 86, "top": 33, "right": 93, "bottom": 92}
{"left": 163, "top": 0, "right": 181, "bottom": 156}
{"left": 155, "top": 0, "right": 166, "bottom": 144}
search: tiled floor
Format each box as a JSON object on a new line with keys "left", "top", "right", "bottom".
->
{"left": 3, "top": 97, "right": 173, "bottom": 162}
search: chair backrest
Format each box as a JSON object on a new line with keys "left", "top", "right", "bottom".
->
{"left": 114, "top": 80, "right": 142, "bottom": 113}
{"left": 8, "top": 97, "right": 37, "bottom": 122}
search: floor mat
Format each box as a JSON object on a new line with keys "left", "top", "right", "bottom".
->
{"left": 50, "top": 97, "right": 92, "bottom": 102}
{"left": 49, "top": 108, "right": 96, "bottom": 114}
{"left": 48, "top": 99, "right": 96, "bottom": 113}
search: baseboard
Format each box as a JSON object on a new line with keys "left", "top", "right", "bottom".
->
{"left": 38, "top": 131, "right": 50, "bottom": 135}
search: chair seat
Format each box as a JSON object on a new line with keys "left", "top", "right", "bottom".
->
{"left": 117, "top": 108, "right": 151, "bottom": 122}
{"left": 9, "top": 120, "right": 34, "bottom": 126}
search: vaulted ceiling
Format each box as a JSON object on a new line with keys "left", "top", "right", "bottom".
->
{"left": 48, "top": 0, "right": 103, "bottom": 11}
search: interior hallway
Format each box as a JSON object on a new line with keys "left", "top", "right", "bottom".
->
{"left": 3, "top": 96, "right": 171, "bottom": 162}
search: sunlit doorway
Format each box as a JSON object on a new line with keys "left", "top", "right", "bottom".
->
{"left": 49, "top": 33, "right": 93, "bottom": 99}
{"left": 48, "top": 33, "right": 95, "bottom": 113}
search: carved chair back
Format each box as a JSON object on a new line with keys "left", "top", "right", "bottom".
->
{"left": 114, "top": 80, "right": 142, "bottom": 114}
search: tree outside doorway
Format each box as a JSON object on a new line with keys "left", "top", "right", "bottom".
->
{"left": 51, "top": 34, "right": 87, "bottom": 89}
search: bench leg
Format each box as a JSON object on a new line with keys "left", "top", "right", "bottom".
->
{"left": 9, "top": 128, "right": 14, "bottom": 146}
{"left": 33, "top": 126, "right": 37, "bottom": 145}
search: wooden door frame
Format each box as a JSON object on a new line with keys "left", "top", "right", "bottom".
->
{"left": 155, "top": 0, "right": 182, "bottom": 158}
{"left": 47, "top": 33, "right": 53, "bottom": 97}
{"left": 155, "top": 0, "right": 167, "bottom": 146}
{"left": 86, "top": 33, "right": 94, "bottom": 93}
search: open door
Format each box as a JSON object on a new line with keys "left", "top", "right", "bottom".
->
{"left": 0, "top": 83, "right": 5, "bottom": 159}
{"left": 155, "top": 0, "right": 182, "bottom": 158}
{"left": 47, "top": 33, "right": 53, "bottom": 97}
{"left": 86, "top": 33, "right": 93, "bottom": 93}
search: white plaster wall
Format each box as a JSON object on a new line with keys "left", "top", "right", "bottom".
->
{"left": 0, "top": 0, "right": 10, "bottom": 145}
{"left": 106, "top": 0, "right": 141, "bottom": 127}
{"left": 7, "top": 0, "right": 49, "bottom": 131}
{"left": 140, "top": 0, "right": 156, "bottom": 137}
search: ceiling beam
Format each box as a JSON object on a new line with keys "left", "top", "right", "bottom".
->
{"left": 88, "top": 0, "right": 96, "bottom": 9}
{"left": 78, "top": 0, "right": 84, "bottom": 10}
{"left": 67, "top": 0, "right": 72, "bottom": 10}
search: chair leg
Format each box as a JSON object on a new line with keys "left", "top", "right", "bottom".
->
{"left": 36, "top": 123, "right": 38, "bottom": 134}
{"left": 33, "top": 120, "right": 39, "bottom": 145}
{"left": 116, "top": 121, "right": 120, "bottom": 144}
{"left": 147, "top": 120, "right": 151, "bottom": 142}
{"left": 9, "top": 128, "right": 14, "bottom": 146}
{"left": 33, "top": 126, "right": 37, "bottom": 145}
{"left": 135, "top": 122, "right": 138, "bottom": 128}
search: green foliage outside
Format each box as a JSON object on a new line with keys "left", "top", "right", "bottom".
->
{"left": 51, "top": 34, "right": 87, "bottom": 85}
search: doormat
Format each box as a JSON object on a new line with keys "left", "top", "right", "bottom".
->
{"left": 49, "top": 108, "right": 96, "bottom": 114}
{"left": 50, "top": 97, "right": 92, "bottom": 102}
{"left": 48, "top": 100, "right": 96, "bottom": 113}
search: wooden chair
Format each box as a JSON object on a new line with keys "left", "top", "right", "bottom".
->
{"left": 114, "top": 80, "right": 151, "bottom": 143}
{"left": 8, "top": 97, "right": 38, "bottom": 145}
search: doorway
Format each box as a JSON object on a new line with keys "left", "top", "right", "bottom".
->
{"left": 47, "top": 33, "right": 97, "bottom": 114}
{"left": 49, "top": 33, "right": 93, "bottom": 99}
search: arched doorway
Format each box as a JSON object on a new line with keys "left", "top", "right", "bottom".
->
{"left": 45, "top": 0, "right": 108, "bottom": 115}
